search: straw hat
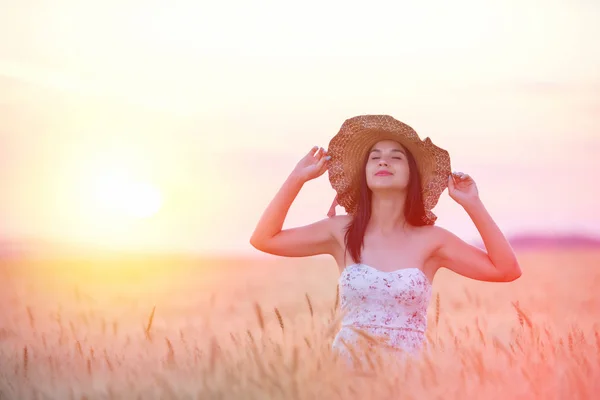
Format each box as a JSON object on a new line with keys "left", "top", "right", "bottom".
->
{"left": 326, "top": 115, "right": 451, "bottom": 224}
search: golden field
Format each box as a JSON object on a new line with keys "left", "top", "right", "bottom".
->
{"left": 1, "top": 248, "right": 599, "bottom": 399}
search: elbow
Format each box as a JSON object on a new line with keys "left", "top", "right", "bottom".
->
{"left": 502, "top": 262, "right": 522, "bottom": 282}
{"left": 249, "top": 236, "right": 262, "bottom": 250}
{"left": 249, "top": 235, "right": 270, "bottom": 252}
{"left": 250, "top": 230, "right": 281, "bottom": 252}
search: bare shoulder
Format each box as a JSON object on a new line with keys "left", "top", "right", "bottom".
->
{"left": 413, "top": 224, "right": 449, "bottom": 272}
{"left": 327, "top": 214, "right": 352, "bottom": 241}
{"left": 412, "top": 224, "right": 446, "bottom": 249}
{"left": 420, "top": 224, "right": 467, "bottom": 257}
{"left": 329, "top": 213, "right": 352, "bottom": 229}
{"left": 426, "top": 224, "right": 477, "bottom": 251}
{"left": 326, "top": 214, "right": 352, "bottom": 260}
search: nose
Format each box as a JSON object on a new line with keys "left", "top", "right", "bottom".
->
{"left": 378, "top": 158, "right": 389, "bottom": 167}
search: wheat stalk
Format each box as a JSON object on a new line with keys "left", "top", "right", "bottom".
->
{"left": 254, "top": 303, "right": 265, "bottom": 332}
{"left": 305, "top": 293, "right": 314, "bottom": 318}
{"left": 511, "top": 301, "right": 533, "bottom": 329}
{"left": 145, "top": 306, "right": 156, "bottom": 341}
{"left": 23, "top": 346, "right": 28, "bottom": 378}
{"left": 274, "top": 308, "right": 284, "bottom": 333}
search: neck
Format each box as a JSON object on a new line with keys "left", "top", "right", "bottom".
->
{"left": 369, "top": 191, "right": 408, "bottom": 234}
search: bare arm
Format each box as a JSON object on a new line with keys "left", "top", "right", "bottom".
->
{"left": 434, "top": 220, "right": 521, "bottom": 282}
{"left": 434, "top": 172, "right": 522, "bottom": 282}
{"left": 250, "top": 146, "right": 338, "bottom": 257}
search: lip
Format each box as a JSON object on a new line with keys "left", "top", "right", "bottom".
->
{"left": 375, "top": 171, "right": 393, "bottom": 176}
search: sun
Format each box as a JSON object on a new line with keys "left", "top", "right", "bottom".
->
{"left": 62, "top": 143, "right": 173, "bottom": 251}
{"left": 69, "top": 144, "right": 167, "bottom": 223}
{"left": 91, "top": 174, "right": 163, "bottom": 219}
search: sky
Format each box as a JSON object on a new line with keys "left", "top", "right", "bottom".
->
{"left": 0, "top": 0, "right": 599, "bottom": 256}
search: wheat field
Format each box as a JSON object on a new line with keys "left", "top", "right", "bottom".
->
{"left": 1, "top": 248, "right": 599, "bottom": 399}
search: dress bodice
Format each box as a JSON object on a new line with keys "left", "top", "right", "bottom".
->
{"left": 331, "top": 263, "right": 434, "bottom": 368}
{"left": 337, "top": 263, "right": 433, "bottom": 333}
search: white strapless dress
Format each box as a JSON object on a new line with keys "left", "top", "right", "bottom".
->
{"left": 331, "top": 263, "right": 433, "bottom": 367}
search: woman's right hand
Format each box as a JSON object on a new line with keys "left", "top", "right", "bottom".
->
{"left": 291, "top": 146, "right": 330, "bottom": 183}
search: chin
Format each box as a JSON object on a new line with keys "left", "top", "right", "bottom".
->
{"left": 369, "top": 183, "right": 406, "bottom": 191}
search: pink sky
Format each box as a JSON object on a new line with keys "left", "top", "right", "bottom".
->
{"left": 0, "top": 0, "right": 599, "bottom": 255}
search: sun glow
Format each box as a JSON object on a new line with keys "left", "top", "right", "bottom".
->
{"left": 91, "top": 175, "right": 163, "bottom": 219}
{"left": 77, "top": 149, "right": 165, "bottom": 224}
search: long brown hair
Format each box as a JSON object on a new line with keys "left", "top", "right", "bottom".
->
{"left": 343, "top": 144, "right": 428, "bottom": 264}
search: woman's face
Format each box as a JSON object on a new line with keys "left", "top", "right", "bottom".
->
{"left": 365, "top": 139, "right": 410, "bottom": 192}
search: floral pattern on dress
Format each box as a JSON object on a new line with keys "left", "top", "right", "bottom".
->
{"left": 331, "top": 263, "right": 432, "bottom": 366}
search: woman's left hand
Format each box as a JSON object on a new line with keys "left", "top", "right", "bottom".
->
{"left": 448, "top": 171, "right": 480, "bottom": 207}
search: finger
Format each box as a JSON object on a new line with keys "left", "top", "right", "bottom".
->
{"left": 316, "top": 152, "right": 329, "bottom": 170}
{"left": 318, "top": 159, "right": 329, "bottom": 176}
{"left": 448, "top": 174, "right": 455, "bottom": 190}
{"left": 454, "top": 171, "right": 467, "bottom": 180}
{"left": 308, "top": 146, "right": 319, "bottom": 157}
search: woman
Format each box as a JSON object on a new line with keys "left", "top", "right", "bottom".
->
{"left": 249, "top": 115, "right": 521, "bottom": 369}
